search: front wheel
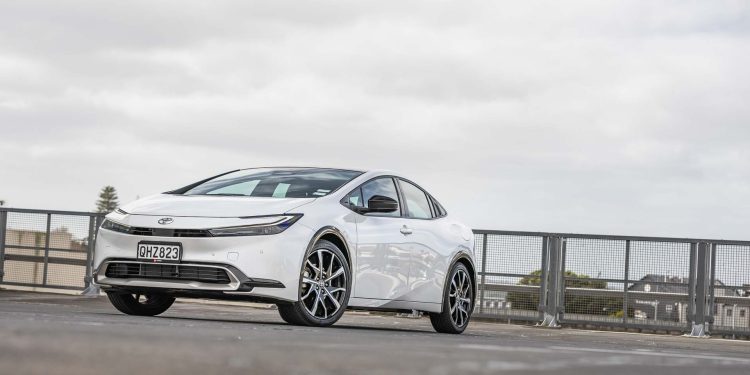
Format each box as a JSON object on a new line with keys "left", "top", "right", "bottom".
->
{"left": 277, "top": 239, "right": 351, "bottom": 327}
{"left": 430, "top": 263, "right": 474, "bottom": 334}
{"left": 106, "top": 291, "right": 175, "bottom": 316}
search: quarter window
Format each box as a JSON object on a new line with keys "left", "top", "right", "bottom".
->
{"left": 431, "top": 197, "right": 447, "bottom": 217}
{"left": 399, "top": 180, "right": 433, "bottom": 219}
{"left": 360, "top": 178, "right": 401, "bottom": 217}
{"left": 347, "top": 188, "right": 364, "bottom": 208}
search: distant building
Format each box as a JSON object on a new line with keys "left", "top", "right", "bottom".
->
{"left": 6, "top": 228, "right": 78, "bottom": 249}
{"left": 2, "top": 227, "right": 87, "bottom": 287}
{"left": 629, "top": 274, "right": 749, "bottom": 329}
{"left": 477, "top": 290, "right": 512, "bottom": 311}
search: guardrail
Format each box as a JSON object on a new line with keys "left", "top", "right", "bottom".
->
{"left": 472, "top": 230, "right": 750, "bottom": 338}
{"left": 0, "top": 208, "right": 104, "bottom": 293}
{"left": 1, "top": 207, "right": 748, "bottom": 337}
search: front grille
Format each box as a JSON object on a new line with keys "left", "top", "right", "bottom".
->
{"left": 132, "top": 227, "right": 154, "bottom": 236}
{"left": 174, "top": 229, "right": 211, "bottom": 237}
{"left": 105, "top": 262, "right": 231, "bottom": 284}
{"left": 128, "top": 228, "right": 211, "bottom": 237}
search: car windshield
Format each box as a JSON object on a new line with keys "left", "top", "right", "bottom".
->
{"left": 181, "top": 168, "right": 362, "bottom": 198}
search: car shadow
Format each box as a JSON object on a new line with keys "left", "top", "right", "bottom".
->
{"left": 103, "top": 312, "right": 440, "bottom": 334}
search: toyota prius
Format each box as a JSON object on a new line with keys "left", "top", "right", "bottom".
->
{"left": 94, "top": 167, "right": 476, "bottom": 333}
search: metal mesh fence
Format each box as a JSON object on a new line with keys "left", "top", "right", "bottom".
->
{"left": 1, "top": 209, "right": 100, "bottom": 290}
{"left": 711, "top": 244, "right": 750, "bottom": 335}
{"left": 625, "top": 240, "right": 691, "bottom": 329}
{"left": 473, "top": 230, "right": 750, "bottom": 336}
{"left": 475, "top": 232, "right": 544, "bottom": 321}
{"left": 3, "top": 212, "right": 49, "bottom": 286}
{"left": 561, "top": 238, "right": 693, "bottom": 330}
{"left": 562, "top": 238, "right": 627, "bottom": 324}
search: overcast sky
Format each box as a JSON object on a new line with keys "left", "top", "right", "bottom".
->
{"left": 1, "top": 1, "right": 749, "bottom": 239}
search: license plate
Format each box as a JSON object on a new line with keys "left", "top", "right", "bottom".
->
{"left": 136, "top": 242, "right": 182, "bottom": 262}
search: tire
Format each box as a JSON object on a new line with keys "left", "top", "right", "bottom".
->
{"left": 277, "top": 303, "right": 306, "bottom": 325}
{"left": 277, "top": 239, "right": 351, "bottom": 327}
{"left": 106, "top": 291, "right": 175, "bottom": 316}
{"left": 430, "top": 262, "right": 474, "bottom": 334}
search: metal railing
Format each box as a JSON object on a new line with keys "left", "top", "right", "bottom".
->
{"left": 472, "top": 230, "right": 750, "bottom": 337}
{"left": 0, "top": 208, "right": 104, "bottom": 293}
{"left": 2, "top": 207, "right": 749, "bottom": 337}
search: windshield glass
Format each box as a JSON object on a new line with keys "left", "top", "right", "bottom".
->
{"left": 182, "top": 168, "right": 362, "bottom": 198}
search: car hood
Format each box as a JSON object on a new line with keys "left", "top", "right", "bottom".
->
{"left": 119, "top": 194, "right": 316, "bottom": 218}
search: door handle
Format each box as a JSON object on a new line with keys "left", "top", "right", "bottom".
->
{"left": 400, "top": 226, "right": 413, "bottom": 235}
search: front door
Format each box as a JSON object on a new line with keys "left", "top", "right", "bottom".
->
{"left": 352, "top": 177, "right": 411, "bottom": 300}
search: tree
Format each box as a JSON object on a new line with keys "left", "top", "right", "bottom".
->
{"left": 507, "top": 270, "right": 631, "bottom": 317}
{"left": 95, "top": 186, "right": 119, "bottom": 214}
{"left": 0, "top": 199, "right": 5, "bottom": 206}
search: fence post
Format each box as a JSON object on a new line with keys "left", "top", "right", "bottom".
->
{"left": 622, "top": 239, "right": 631, "bottom": 324}
{"left": 688, "top": 242, "right": 710, "bottom": 337}
{"left": 0, "top": 210, "right": 7, "bottom": 281}
{"left": 539, "top": 236, "right": 562, "bottom": 327}
{"left": 708, "top": 243, "right": 717, "bottom": 330}
{"left": 41, "top": 213, "right": 52, "bottom": 286}
{"left": 559, "top": 238, "right": 567, "bottom": 320}
{"left": 687, "top": 242, "right": 698, "bottom": 332}
{"left": 81, "top": 215, "right": 101, "bottom": 297}
{"left": 537, "top": 236, "right": 550, "bottom": 321}
{"left": 478, "top": 233, "right": 488, "bottom": 314}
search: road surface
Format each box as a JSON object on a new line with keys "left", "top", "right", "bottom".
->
{"left": 1, "top": 290, "right": 748, "bottom": 374}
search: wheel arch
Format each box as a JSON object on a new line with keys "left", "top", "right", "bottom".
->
{"left": 306, "top": 226, "right": 352, "bottom": 268}
{"left": 442, "top": 251, "right": 477, "bottom": 312}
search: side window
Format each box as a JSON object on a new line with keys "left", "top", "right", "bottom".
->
{"left": 399, "top": 180, "right": 433, "bottom": 219}
{"left": 361, "top": 177, "right": 401, "bottom": 217}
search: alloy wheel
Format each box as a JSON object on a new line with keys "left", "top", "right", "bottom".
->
{"left": 449, "top": 268, "right": 472, "bottom": 328}
{"left": 300, "top": 248, "right": 348, "bottom": 319}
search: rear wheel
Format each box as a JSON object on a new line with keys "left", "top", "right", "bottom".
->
{"left": 106, "top": 291, "right": 175, "bottom": 316}
{"left": 430, "top": 263, "right": 474, "bottom": 334}
{"left": 277, "top": 239, "right": 350, "bottom": 327}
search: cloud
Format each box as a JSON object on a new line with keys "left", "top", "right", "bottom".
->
{"left": 1, "top": 0, "right": 749, "bottom": 238}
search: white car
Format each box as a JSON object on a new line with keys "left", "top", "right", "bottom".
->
{"left": 93, "top": 167, "right": 476, "bottom": 333}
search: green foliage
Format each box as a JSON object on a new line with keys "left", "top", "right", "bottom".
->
{"left": 507, "top": 269, "right": 629, "bottom": 316}
{"left": 95, "top": 186, "right": 119, "bottom": 214}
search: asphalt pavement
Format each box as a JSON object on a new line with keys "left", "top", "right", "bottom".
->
{"left": 1, "top": 290, "right": 748, "bottom": 375}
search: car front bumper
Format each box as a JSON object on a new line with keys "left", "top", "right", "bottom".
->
{"left": 93, "top": 222, "right": 314, "bottom": 302}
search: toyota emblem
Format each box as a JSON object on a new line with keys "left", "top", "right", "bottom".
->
{"left": 157, "top": 217, "right": 174, "bottom": 225}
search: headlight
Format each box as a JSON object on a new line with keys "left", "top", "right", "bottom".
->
{"left": 208, "top": 214, "right": 302, "bottom": 237}
{"left": 101, "top": 219, "right": 131, "bottom": 234}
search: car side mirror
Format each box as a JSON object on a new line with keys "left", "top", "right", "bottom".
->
{"left": 356, "top": 195, "right": 399, "bottom": 214}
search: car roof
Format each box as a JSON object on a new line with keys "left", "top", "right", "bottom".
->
{"left": 238, "top": 166, "right": 367, "bottom": 173}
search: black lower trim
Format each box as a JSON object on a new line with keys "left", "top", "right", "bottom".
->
{"left": 347, "top": 306, "right": 417, "bottom": 314}
{"left": 105, "top": 262, "right": 231, "bottom": 284}
{"left": 241, "top": 278, "right": 285, "bottom": 289}
{"left": 100, "top": 286, "right": 291, "bottom": 304}
{"left": 97, "top": 257, "right": 285, "bottom": 293}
